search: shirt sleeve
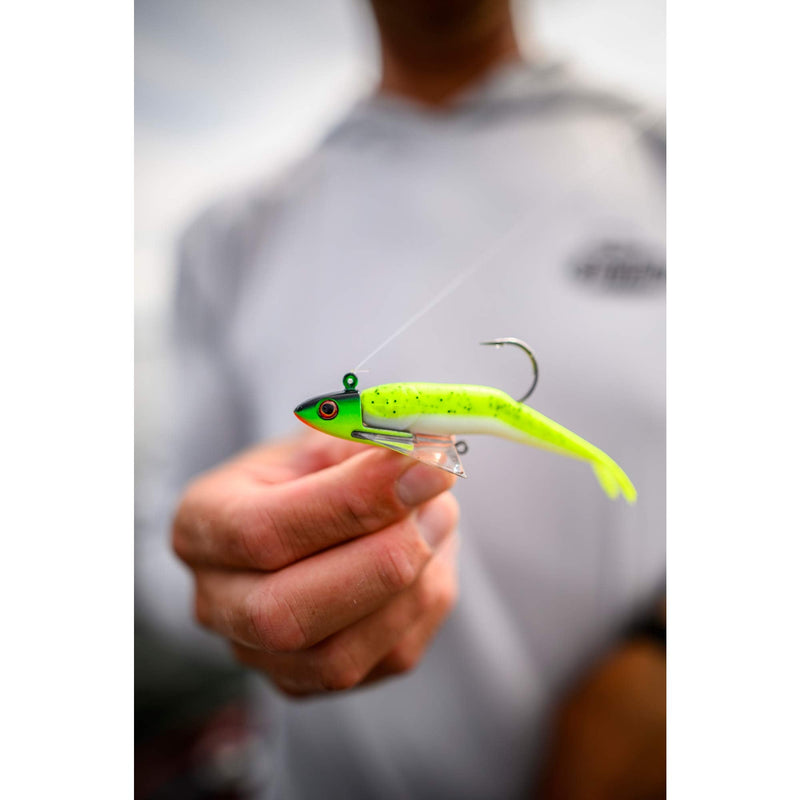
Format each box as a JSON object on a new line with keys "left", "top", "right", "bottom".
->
{"left": 135, "top": 206, "right": 252, "bottom": 661}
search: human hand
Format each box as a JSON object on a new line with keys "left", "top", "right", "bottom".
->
{"left": 172, "top": 432, "right": 459, "bottom": 696}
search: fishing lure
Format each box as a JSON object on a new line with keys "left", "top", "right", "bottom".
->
{"left": 294, "top": 339, "right": 636, "bottom": 503}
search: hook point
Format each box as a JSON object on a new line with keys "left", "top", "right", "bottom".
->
{"left": 480, "top": 337, "right": 539, "bottom": 402}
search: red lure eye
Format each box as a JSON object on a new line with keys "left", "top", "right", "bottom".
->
{"left": 318, "top": 400, "right": 339, "bottom": 420}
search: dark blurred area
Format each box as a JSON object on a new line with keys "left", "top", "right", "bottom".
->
{"left": 135, "top": 622, "right": 257, "bottom": 799}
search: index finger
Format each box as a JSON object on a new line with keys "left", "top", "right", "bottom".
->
{"left": 231, "top": 430, "right": 367, "bottom": 484}
{"left": 174, "top": 446, "right": 456, "bottom": 570}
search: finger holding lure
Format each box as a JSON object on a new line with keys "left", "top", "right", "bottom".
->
{"left": 294, "top": 339, "right": 637, "bottom": 503}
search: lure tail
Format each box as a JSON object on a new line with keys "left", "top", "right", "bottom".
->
{"left": 592, "top": 459, "right": 637, "bottom": 504}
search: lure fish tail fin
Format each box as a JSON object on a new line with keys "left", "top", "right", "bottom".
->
{"left": 592, "top": 460, "right": 637, "bottom": 504}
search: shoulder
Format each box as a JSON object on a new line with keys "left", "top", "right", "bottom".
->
{"left": 481, "top": 59, "right": 665, "bottom": 159}
{"left": 179, "top": 153, "right": 324, "bottom": 269}
{"left": 175, "top": 151, "right": 327, "bottom": 309}
{"left": 535, "top": 60, "right": 665, "bottom": 155}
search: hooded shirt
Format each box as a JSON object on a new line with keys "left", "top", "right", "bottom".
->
{"left": 138, "top": 58, "right": 665, "bottom": 799}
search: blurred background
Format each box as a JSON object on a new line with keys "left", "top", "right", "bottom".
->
{"left": 135, "top": 1, "right": 664, "bottom": 797}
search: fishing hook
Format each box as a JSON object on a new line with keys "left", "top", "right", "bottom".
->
{"left": 480, "top": 337, "right": 539, "bottom": 403}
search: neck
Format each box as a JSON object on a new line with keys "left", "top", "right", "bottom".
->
{"left": 375, "top": 6, "right": 521, "bottom": 107}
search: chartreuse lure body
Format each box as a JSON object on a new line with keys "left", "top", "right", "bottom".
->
{"left": 294, "top": 340, "right": 636, "bottom": 503}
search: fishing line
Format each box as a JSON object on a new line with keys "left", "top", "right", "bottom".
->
{"left": 353, "top": 212, "right": 535, "bottom": 371}
{"left": 352, "top": 111, "right": 663, "bottom": 372}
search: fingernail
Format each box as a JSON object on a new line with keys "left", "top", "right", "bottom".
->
{"left": 395, "top": 463, "right": 454, "bottom": 507}
{"left": 416, "top": 499, "right": 453, "bottom": 550}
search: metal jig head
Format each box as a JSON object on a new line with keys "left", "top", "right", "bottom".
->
{"left": 480, "top": 337, "right": 539, "bottom": 403}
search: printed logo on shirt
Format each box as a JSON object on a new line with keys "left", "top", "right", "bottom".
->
{"left": 571, "top": 240, "right": 666, "bottom": 293}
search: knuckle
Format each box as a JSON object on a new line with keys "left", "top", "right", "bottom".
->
{"left": 336, "top": 486, "right": 373, "bottom": 532}
{"left": 337, "top": 455, "right": 408, "bottom": 531}
{"left": 433, "top": 583, "right": 457, "bottom": 622}
{"left": 415, "top": 573, "right": 442, "bottom": 616}
{"left": 170, "top": 498, "right": 194, "bottom": 562}
{"left": 436, "top": 564, "right": 459, "bottom": 615}
{"left": 170, "top": 478, "right": 223, "bottom": 565}
{"left": 316, "top": 645, "right": 363, "bottom": 692}
{"left": 246, "top": 584, "right": 308, "bottom": 652}
{"left": 438, "top": 491, "right": 461, "bottom": 530}
{"left": 338, "top": 481, "right": 401, "bottom": 536}
{"left": 171, "top": 527, "right": 188, "bottom": 563}
{"left": 439, "top": 576, "right": 458, "bottom": 614}
{"left": 374, "top": 537, "right": 424, "bottom": 593}
{"left": 230, "top": 643, "right": 258, "bottom": 668}
{"left": 385, "top": 644, "right": 422, "bottom": 676}
{"left": 193, "top": 589, "right": 211, "bottom": 629}
{"left": 231, "top": 498, "right": 290, "bottom": 570}
{"left": 414, "top": 568, "right": 457, "bottom": 621}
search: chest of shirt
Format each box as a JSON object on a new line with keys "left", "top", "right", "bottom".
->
{"left": 228, "top": 118, "right": 665, "bottom": 439}
{"left": 220, "top": 117, "right": 664, "bottom": 695}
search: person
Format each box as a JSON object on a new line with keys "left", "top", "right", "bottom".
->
{"left": 138, "top": 1, "right": 666, "bottom": 797}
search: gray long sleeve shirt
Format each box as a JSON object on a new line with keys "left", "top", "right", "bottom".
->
{"left": 138, "top": 59, "right": 665, "bottom": 799}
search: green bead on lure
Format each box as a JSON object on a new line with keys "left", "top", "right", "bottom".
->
{"left": 294, "top": 338, "right": 636, "bottom": 503}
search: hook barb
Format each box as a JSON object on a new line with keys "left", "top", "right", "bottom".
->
{"left": 480, "top": 337, "right": 539, "bottom": 403}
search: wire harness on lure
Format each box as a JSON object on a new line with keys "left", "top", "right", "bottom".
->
{"left": 294, "top": 339, "right": 636, "bottom": 503}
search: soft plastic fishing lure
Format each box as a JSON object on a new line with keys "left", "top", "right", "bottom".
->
{"left": 294, "top": 339, "right": 636, "bottom": 503}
